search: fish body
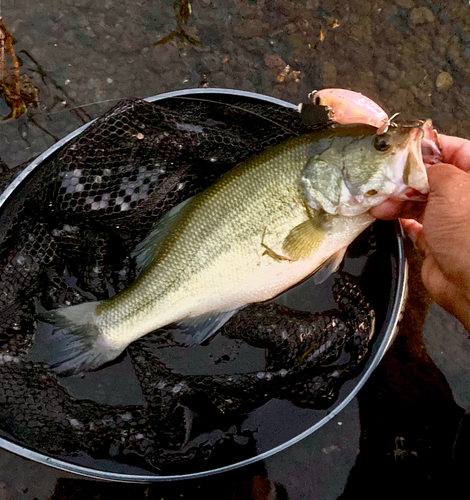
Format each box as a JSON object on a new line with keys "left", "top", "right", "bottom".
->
{"left": 38, "top": 122, "right": 430, "bottom": 375}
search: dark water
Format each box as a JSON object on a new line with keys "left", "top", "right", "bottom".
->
{"left": 1, "top": 0, "right": 470, "bottom": 498}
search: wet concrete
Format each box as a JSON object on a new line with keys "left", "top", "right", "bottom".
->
{"left": 1, "top": 0, "right": 470, "bottom": 498}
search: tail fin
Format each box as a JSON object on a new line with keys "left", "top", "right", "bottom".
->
{"left": 35, "top": 301, "right": 124, "bottom": 376}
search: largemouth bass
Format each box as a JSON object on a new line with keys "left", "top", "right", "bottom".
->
{"left": 37, "top": 121, "right": 431, "bottom": 375}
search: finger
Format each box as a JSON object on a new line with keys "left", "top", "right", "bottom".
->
{"left": 370, "top": 199, "right": 425, "bottom": 220}
{"left": 421, "top": 254, "right": 456, "bottom": 312}
{"left": 437, "top": 134, "right": 470, "bottom": 173}
{"left": 421, "top": 254, "right": 470, "bottom": 330}
{"left": 400, "top": 218, "right": 429, "bottom": 253}
{"left": 400, "top": 218, "right": 422, "bottom": 244}
{"left": 427, "top": 163, "right": 470, "bottom": 214}
{"left": 423, "top": 163, "right": 470, "bottom": 282}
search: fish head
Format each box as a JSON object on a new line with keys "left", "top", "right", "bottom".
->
{"left": 302, "top": 120, "right": 433, "bottom": 216}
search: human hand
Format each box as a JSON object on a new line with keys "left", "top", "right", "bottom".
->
{"left": 371, "top": 134, "right": 470, "bottom": 331}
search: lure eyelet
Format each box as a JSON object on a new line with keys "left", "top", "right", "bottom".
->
{"left": 308, "top": 90, "right": 318, "bottom": 101}
{"left": 377, "top": 112, "right": 400, "bottom": 136}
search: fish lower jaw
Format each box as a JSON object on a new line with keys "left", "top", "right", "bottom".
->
{"left": 401, "top": 187, "right": 428, "bottom": 201}
{"left": 390, "top": 166, "right": 429, "bottom": 200}
{"left": 392, "top": 144, "right": 430, "bottom": 201}
{"left": 421, "top": 121, "right": 442, "bottom": 165}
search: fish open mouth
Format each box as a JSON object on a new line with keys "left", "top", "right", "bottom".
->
{"left": 396, "top": 119, "right": 440, "bottom": 201}
{"left": 421, "top": 121, "right": 443, "bottom": 165}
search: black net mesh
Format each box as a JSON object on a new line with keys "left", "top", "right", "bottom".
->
{"left": 0, "top": 94, "right": 389, "bottom": 476}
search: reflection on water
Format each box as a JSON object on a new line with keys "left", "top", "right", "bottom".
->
{"left": 1, "top": 0, "right": 470, "bottom": 498}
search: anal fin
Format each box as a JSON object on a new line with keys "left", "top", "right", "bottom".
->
{"left": 171, "top": 307, "right": 242, "bottom": 345}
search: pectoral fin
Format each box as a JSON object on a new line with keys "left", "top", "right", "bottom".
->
{"left": 282, "top": 219, "right": 325, "bottom": 260}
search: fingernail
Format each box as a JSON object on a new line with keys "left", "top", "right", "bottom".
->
{"left": 400, "top": 219, "right": 420, "bottom": 249}
{"left": 408, "top": 233, "right": 419, "bottom": 250}
{"left": 407, "top": 228, "right": 417, "bottom": 246}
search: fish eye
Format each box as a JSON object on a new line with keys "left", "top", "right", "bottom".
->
{"left": 374, "top": 135, "right": 391, "bottom": 152}
{"left": 365, "top": 189, "right": 378, "bottom": 197}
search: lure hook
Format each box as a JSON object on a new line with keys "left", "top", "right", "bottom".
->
{"left": 377, "top": 112, "right": 400, "bottom": 135}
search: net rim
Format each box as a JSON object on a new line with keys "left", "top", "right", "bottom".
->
{"left": 0, "top": 88, "right": 407, "bottom": 482}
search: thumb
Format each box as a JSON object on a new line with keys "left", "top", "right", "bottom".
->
{"left": 427, "top": 163, "right": 470, "bottom": 205}
{"left": 421, "top": 252, "right": 470, "bottom": 330}
{"left": 423, "top": 163, "right": 470, "bottom": 286}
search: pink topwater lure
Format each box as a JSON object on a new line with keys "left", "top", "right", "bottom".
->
{"left": 309, "top": 88, "right": 389, "bottom": 128}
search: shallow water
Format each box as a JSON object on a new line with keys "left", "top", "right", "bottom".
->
{"left": 1, "top": 0, "right": 470, "bottom": 498}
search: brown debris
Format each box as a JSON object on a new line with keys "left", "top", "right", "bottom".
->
{"left": 0, "top": 17, "right": 39, "bottom": 120}
{"left": 277, "top": 65, "right": 301, "bottom": 83}
{"left": 264, "top": 54, "right": 301, "bottom": 98}
{"left": 264, "top": 55, "right": 301, "bottom": 84}
{"left": 155, "top": 27, "right": 200, "bottom": 51}
{"left": 155, "top": 0, "right": 199, "bottom": 51}
{"left": 174, "top": 0, "right": 192, "bottom": 24}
